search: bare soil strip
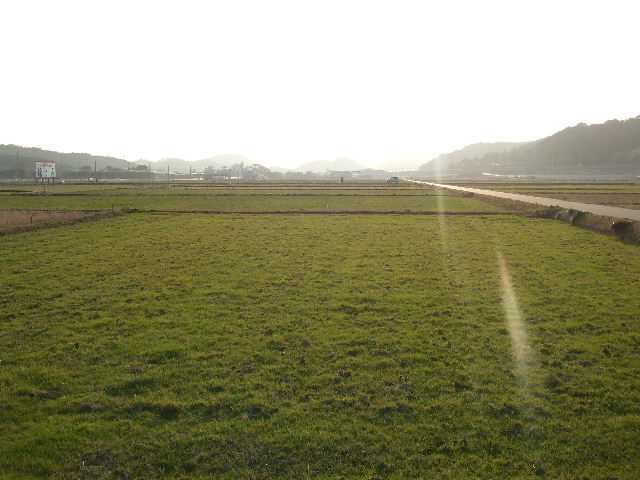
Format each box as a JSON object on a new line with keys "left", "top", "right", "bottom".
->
{"left": 0, "top": 210, "right": 123, "bottom": 234}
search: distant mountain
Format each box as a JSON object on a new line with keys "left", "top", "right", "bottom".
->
{"left": 375, "top": 155, "right": 435, "bottom": 171}
{"left": 296, "top": 157, "right": 362, "bottom": 172}
{"left": 201, "top": 154, "right": 252, "bottom": 167}
{"left": 268, "top": 165, "right": 292, "bottom": 173}
{"left": 420, "top": 142, "right": 526, "bottom": 173}
{"left": 136, "top": 154, "right": 253, "bottom": 173}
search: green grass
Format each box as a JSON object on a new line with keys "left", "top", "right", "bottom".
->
{"left": 1, "top": 184, "right": 438, "bottom": 196}
{"left": 1, "top": 213, "right": 639, "bottom": 479}
{"left": 0, "top": 191, "right": 496, "bottom": 212}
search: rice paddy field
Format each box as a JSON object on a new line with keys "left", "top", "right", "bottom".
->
{"left": 0, "top": 183, "right": 497, "bottom": 213}
{"left": 1, "top": 182, "right": 639, "bottom": 479}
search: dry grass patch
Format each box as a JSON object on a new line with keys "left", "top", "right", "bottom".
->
{"left": 0, "top": 210, "right": 117, "bottom": 233}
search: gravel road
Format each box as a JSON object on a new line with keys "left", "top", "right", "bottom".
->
{"left": 407, "top": 180, "right": 640, "bottom": 222}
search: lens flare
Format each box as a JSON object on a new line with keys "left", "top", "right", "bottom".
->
{"left": 497, "top": 251, "right": 533, "bottom": 387}
{"left": 433, "top": 160, "right": 449, "bottom": 251}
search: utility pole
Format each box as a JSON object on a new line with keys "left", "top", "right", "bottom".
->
{"left": 94, "top": 159, "right": 97, "bottom": 183}
{"left": 167, "top": 164, "right": 170, "bottom": 183}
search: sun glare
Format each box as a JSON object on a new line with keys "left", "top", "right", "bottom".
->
{"left": 496, "top": 251, "right": 534, "bottom": 390}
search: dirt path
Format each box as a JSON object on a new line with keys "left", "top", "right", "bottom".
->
{"left": 407, "top": 180, "right": 640, "bottom": 222}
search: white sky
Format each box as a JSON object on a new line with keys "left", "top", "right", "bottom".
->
{"left": 1, "top": 0, "right": 639, "bottom": 169}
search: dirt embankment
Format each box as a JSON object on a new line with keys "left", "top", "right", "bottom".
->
{"left": 543, "top": 207, "right": 640, "bottom": 244}
{"left": 446, "top": 190, "right": 640, "bottom": 245}
{"left": 0, "top": 210, "right": 124, "bottom": 235}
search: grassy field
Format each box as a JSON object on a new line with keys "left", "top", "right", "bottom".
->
{"left": 1, "top": 209, "right": 639, "bottom": 479}
{"left": 452, "top": 181, "right": 640, "bottom": 210}
{"left": 1, "top": 183, "right": 438, "bottom": 196}
{"left": 0, "top": 184, "right": 497, "bottom": 212}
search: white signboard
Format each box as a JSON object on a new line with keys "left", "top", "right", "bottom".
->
{"left": 35, "top": 161, "right": 56, "bottom": 179}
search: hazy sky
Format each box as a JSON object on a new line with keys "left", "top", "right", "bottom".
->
{"left": 2, "top": 0, "right": 639, "bottom": 169}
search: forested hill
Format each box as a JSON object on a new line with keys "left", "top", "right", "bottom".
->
{"left": 0, "top": 146, "right": 256, "bottom": 178}
{"left": 420, "top": 142, "right": 525, "bottom": 173}
{"left": 0, "top": 144, "right": 130, "bottom": 177}
{"left": 422, "top": 116, "right": 640, "bottom": 177}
